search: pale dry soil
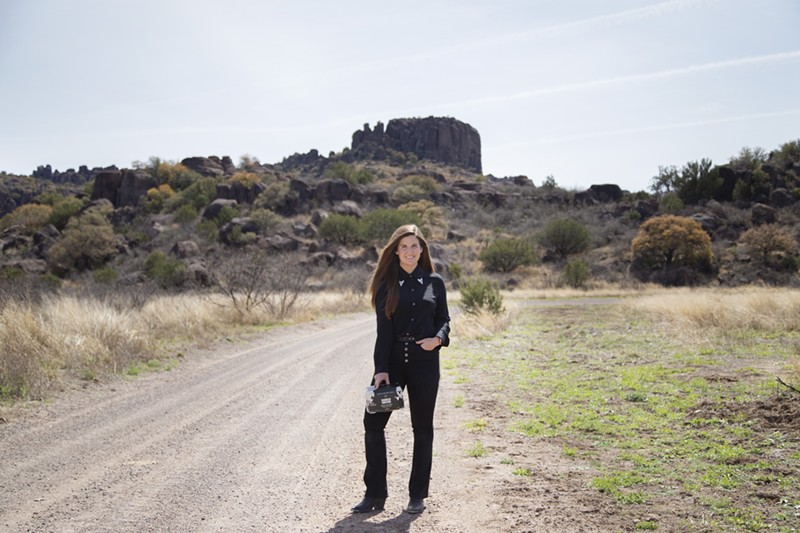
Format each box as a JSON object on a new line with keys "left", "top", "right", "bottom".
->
{"left": 0, "top": 311, "right": 623, "bottom": 533}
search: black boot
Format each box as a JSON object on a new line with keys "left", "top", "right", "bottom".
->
{"left": 351, "top": 497, "right": 386, "bottom": 513}
{"left": 406, "top": 497, "right": 425, "bottom": 514}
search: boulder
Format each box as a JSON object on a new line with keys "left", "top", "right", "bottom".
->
{"left": 575, "top": 184, "right": 623, "bottom": 204}
{"left": 751, "top": 203, "right": 776, "bottom": 225}
{"left": 292, "top": 222, "right": 317, "bottom": 239}
{"left": 315, "top": 179, "right": 352, "bottom": 203}
{"left": 91, "top": 170, "right": 123, "bottom": 203}
{"left": 219, "top": 217, "right": 260, "bottom": 245}
{"left": 171, "top": 240, "right": 201, "bottom": 259}
{"left": 117, "top": 170, "right": 157, "bottom": 207}
{"left": 181, "top": 156, "right": 225, "bottom": 177}
{"left": 187, "top": 263, "right": 213, "bottom": 287}
{"left": 770, "top": 188, "right": 796, "bottom": 208}
{"left": 267, "top": 234, "right": 300, "bottom": 252}
{"left": 332, "top": 200, "right": 362, "bottom": 218}
{"left": 202, "top": 199, "right": 238, "bottom": 220}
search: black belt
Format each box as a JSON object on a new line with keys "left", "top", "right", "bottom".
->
{"left": 396, "top": 334, "right": 415, "bottom": 342}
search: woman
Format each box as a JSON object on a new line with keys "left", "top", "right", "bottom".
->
{"left": 352, "top": 224, "right": 451, "bottom": 515}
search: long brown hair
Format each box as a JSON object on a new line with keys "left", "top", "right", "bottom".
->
{"left": 369, "top": 224, "right": 435, "bottom": 319}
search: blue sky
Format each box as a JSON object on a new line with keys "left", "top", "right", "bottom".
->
{"left": 1, "top": 0, "right": 798, "bottom": 192}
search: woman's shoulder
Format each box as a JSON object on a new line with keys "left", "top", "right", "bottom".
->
{"left": 428, "top": 271, "right": 447, "bottom": 285}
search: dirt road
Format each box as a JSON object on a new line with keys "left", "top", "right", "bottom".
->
{"left": 1, "top": 311, "right": 617, "bottom": 533}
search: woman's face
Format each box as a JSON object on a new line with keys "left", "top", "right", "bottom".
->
{"left": 395, "top": 235, "right": 422, "bottom": 272}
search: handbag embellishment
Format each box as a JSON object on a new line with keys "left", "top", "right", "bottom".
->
{"left": 365, "top": 384, "right": 405, "bottom": 414}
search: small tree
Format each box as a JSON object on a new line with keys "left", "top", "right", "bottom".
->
{"left": 562, "top": 259, "right": 590, "bottom": 289}
{"left": 738, "top": 224, "right": 798, "bottom": 266}
{"left": 631, "top": 215, "right": 713, "bottom": 271}
{"left": 214, "top": 250, "right": 311, "bottom": 320}
{"left": 318, "top": 214, "right": 361, "bottom": 245}
{"left": 479, "top": 237, "right": 536, "bottom": 273}
{"left": 459, "top": 278, "right": 504, "bottom": 316}
{"left": 539, "top": 218, "right": 591, "bottom": 259}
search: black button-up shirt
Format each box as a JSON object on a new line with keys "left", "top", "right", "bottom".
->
{"left": 373, "top": 266, "right": 451, "bottom": 374}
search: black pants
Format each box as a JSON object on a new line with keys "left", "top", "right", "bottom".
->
{"left": 362, "top": 341, "right": 440, "bottom": 500}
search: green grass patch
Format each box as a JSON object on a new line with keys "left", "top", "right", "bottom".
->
{"left": 466, "top": 441, "right": 487, "bottom": 458}
{"left": 446, "top": 299, "right": 800, "bottom": 531}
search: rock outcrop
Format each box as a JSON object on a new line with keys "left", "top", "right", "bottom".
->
{"left": 349, "top": 117, "right": 482, "bottom": 173}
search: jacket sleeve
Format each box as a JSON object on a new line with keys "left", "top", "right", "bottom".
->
{"left": 432, "top": 275, "right": 451, "bottom": 347}
{"left": 373, "top": 286, "right": 394, "bottom": 374}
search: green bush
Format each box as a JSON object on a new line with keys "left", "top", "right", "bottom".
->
{"left": 318, "top": 214, "right": 361, "bottom": 245}
{"left": 93, "top": 267, "right": 119, "bottom": 284}
{"left": 539, "top": 218, "right": 591, "bottom": 259}
{"left": 144, "top": 251, "right": 185, "bottom": 288}
{"left": 324, "top": 161, "right": 373, "bottom": 185}
{"left": 460, "top": 278, "right": 504, "bottom": 316}
{"left": 359, "top": 209, "right": 421, "bottom": 244}
{"left": 563, "top": 259, "right": 590, "bottom": 289}
{"left": 165, "top": 177, "right": 216, "bottom": 213}
{"left": 250, "top": 208, "right": 281, "bottom": 234}
{"left": 214, "top": 205, "right": 239, "bottom": 228}
{"left": 174, "top": 204, "right": 198, "bottom": 224}
{"left": 659, "top": 193, "right": 684, "bottom": 214}
{"left": 391, "top": 184, "right": 427, "bottom": 204}
{"left": 257, "top": 181, "right": 297, "bottom": 213}
{"left": 47, "top": 207, "right": 118, "bottom": 273}
{"left": 479, "top": 237, "right": 536, "bottom": 273}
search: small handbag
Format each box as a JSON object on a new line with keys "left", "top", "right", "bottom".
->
{"left": 365, "top": 384, "right": 404, "bottom": 414}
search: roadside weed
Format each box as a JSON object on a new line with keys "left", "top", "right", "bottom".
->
{"left": 464, "top": 418, "right": 488, "bottom": 432}
{"left": 466, "top": 441, "right": 487, "bottom": 458}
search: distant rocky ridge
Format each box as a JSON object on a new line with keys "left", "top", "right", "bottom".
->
{"left": 278, "top": 116, "right": 482, "bottom": 173}
{"left": 347, "top": 117, "right": 482, "bottom": 173}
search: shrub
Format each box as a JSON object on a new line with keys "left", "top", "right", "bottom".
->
{"left": 214, "top": 205, "right": 239, "bottom": 228}
{"left": 164, "top": 177, "right": 217, "bottom": 213}
{"left": 738, "top": 224, "right": 798, "bottom": 266}
{"left": 479, "top": 237, "right": 536, "bottom": 273}
{"left": 145, "top": 184, "right": 176, "bottom": 213}
{"left": 0, "top": 204, "right": 53, "bottom": 235}
{"left": 249, "top": 208, "right": 281, "bottom": 234}
{"left": 399, "top": 200, "right": 446, "bottom": 238}
{"left": 318, "top": 214, "right": 361, "bottom": 245}
{"left": 256, "top": 181, "right": 297, "bottom": 214}
{"left": 47, "top": 197, "right": 84, "bottom": 230}
{"left": 174, "top": 204, "right": 198, "bottom": 224}
{"left": 359, "top": 209, "right": 421, "bottom": 244}
{"left": 563, "top": 259, "right": 590, "bottom": 289}
{"left": 144, "top": 251, "right": 185, "bottom": 288}
{"left": 324, "top": 161, "right": 373, "bottom": 185}
{"left": 93, "top": 267, "right": 119, "bottom": 284}
{"left": 460, "top": 278, "right": 504, "bottom": 316}
{"left": 47, "top": 207, "right": 119, "bottom": 273}
{"left": 229, "top": 171, "right": 261, "bottom": 187}
{"left": 214, "top": 250, "right": 312, "bottom": 320}
{"left": 539, "top": 218, "right": 591, "bottom": 259}
{"left": 631, "top": 215, "right": 713, "bottom": 272}
{"left": 659, "top": 192, "right": 684, "bottom": 214}
{"left": 391, "top": 184, "right": 427, "bottom": 204}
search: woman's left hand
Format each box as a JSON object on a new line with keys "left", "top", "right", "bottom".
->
{"left": 417, "top": 337, "right": 442, "bottom": 351}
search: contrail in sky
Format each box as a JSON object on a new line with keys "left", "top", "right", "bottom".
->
{"left": 487, "top": 109, "right": 800, "bottom": 149}
{"left": 436, "top": 50, "right": 800, "bottom": 109}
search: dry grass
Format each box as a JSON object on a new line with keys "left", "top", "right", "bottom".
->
{"left": 0, "top": 290, "right": 372, "bottom": 401}
{"left": 626, "top": 286, "right": 800, "bottom": 332}
{"left": 451, "top": 302, "right": 519, "bottom": 341}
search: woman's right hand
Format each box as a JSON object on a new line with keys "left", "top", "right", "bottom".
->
{"left": 373, "top": 372, "right": 390, "bottom": 388}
